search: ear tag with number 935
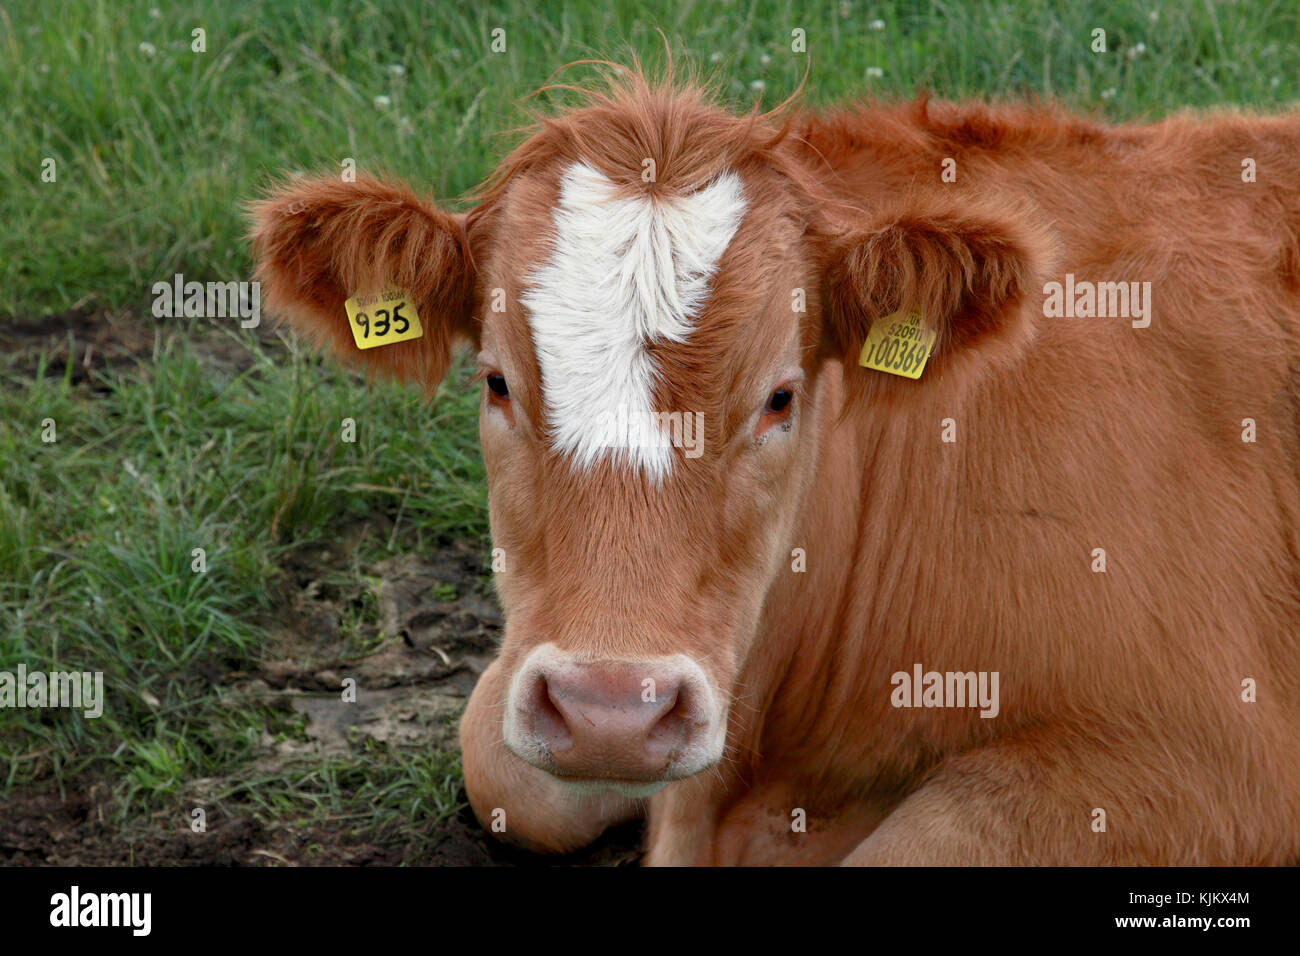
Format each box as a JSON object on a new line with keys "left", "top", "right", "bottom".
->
{"left": 344, "top": 288, "right": 423, "bottom": 349}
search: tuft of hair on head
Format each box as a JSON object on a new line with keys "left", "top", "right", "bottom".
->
{"left": 466, "top": 50, "right": 809, "bottom": 212}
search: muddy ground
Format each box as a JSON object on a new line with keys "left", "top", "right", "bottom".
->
{"left": 0, "top": 309, "right": 643, "bottom": 866}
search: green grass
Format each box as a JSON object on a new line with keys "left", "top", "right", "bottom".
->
{"left": 0, "top": 0, "right": 1297, "bottom": 860}
{"left": 2, "top": 0, "right": 1296, "bottom": 316}
{"left": 230, "top": 743, "right": 466, "bottom": 844}
{"left": 0, "top": 329, "right": 484, "bottom": 812}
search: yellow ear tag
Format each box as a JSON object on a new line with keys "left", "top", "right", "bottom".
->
{"left": 857, "top": 311, "right": 935, "bottom": 379}
{"left": 343, "top": 288, "right": 423, "bottom": 349}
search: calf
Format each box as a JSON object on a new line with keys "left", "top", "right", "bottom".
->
{"left": 252, "top": 68, "right": 1300, "bottom": 865}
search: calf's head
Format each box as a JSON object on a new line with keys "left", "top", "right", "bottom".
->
{"left": 251, "top": 78, "right": 1040, "bottom": 795}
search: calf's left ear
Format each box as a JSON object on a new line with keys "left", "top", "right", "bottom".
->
{"left": 249, "top": 174, "right": 478, "bottom": 387}
{"left": 820, "top": 195, "right": 1048, "bottom": 374}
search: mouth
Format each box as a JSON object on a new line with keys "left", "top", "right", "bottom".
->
{"left": 549, "top": 776, "right": 673, "bottom": 799}
{"left": 503, "top": 735, "right": 718, "bottom": 794}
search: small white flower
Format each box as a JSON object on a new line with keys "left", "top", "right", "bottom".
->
{"left": 866, "top": 66, "right": 884, "bottom": 78}
{"left": 1126, "top": 42, "right": 1146, "bottom": 59}
{"left": 373, "top": 94, "right": 392, "bottom": 110}
{"left": 869, "top": 18, "right": 886, "bottom": 31}
{"left": 139, "top": 41, "right": 157, "bottom": 57}
{"left": 38, "top": 63, "right": 50, "bottom": 74}
{"left": 710, "top": 51, "right": 723, "bottom": 63}
{"left": 750, "top": 79, "right": 765, "bottom": 93}
{"left": 388, "top": 63, "right": 406, "bottom": 77}
{"left": 760, "top": 52, "right": 772, "bottom": 67}
{"left": 149, "top": 7, "right": 161, "bottom": 18}
{"left": 1271, "top": 76, "right": 1281, "bottom": 88}
{"left": 1101, "top": 87, "right": 1117, "bottom": 100}
{"left": 1147, "top": 10, "right": 1159, "bottom": 23}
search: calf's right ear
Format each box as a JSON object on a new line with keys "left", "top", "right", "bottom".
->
{"left": 249, "top": 174, "right": 477, "bottom": 387}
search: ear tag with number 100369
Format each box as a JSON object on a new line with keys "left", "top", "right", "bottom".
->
{"left": 857, "top": 310, "right": 935, "bottom": 379}
{"left": 344, "top": 288, "right": 424, "bottom": 349}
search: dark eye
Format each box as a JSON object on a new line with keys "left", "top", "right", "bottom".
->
{"left": 487, "top": 374, "right": 509, "bottom": 398}
{"left": 765, "top": 388, "right": 793, "bottom": 414}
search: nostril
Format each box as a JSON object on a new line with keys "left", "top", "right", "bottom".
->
{"left": 529, "top": 675, "right": 573, "bottom": 753}
{"left": 645, "top": 685, "right": 688, "bottom": 757}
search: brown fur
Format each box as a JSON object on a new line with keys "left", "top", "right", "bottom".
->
{"left": 251, "top": 66, "right": 1300, "bottom": 865}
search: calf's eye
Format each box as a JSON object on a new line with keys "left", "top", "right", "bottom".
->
{"left": 765, "top": 388, "right": 792, "bottom": 414}
{"left": 487, "top": 374, "right": 509, "bottom": 398}
{"left": 755, "top": 385, "right": 797, "bottom": 441}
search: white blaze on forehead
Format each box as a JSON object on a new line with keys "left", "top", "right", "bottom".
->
{"left": 520, "top": 160, "right": 746, "bottom": 479}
